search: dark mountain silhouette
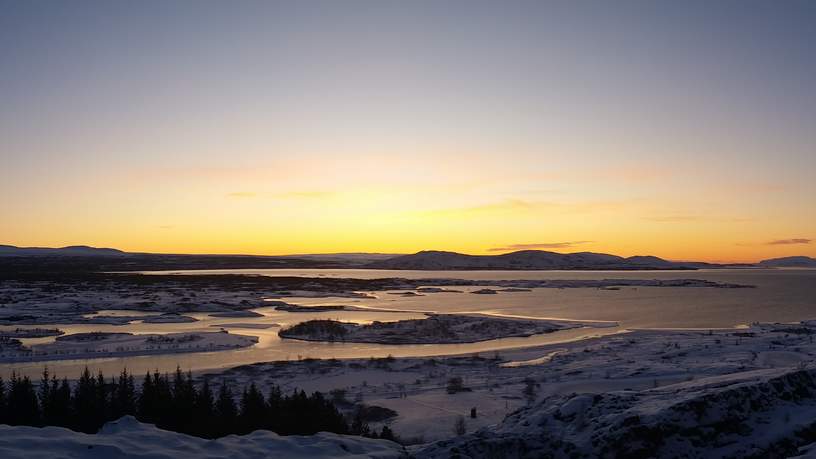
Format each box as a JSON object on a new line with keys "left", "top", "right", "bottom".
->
{"left": 2, "top": 244, "right": 798, "bottom": 271}
{"left": 367, "top": 250, "right": 697, "bottom": 270}
{"left": 759, "top": 256, "right": 816, "bottom": 268}
{"left": 0, "top": 245, "right": 128, "bottom": 257}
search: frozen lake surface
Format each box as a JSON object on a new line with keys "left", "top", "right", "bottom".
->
{"left": 2, "top": 268, "right": 813, "bottom": 378}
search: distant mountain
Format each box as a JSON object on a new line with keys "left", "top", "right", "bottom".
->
{"left": 0, "top": 245, "right": 128, "bottom": 257}
{"left": 759, "top": 256, "right": 816, "bottom": 268}
{"left": 625, "top": 255, "right": 680, "bottom": 268}
{"left": 367, "top": 250, "right": 696, "bottom": 270}
{"left": 6, "top": 244, "right": 793, "bottom": 271}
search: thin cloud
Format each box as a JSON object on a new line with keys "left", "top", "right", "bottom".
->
{"left": 488, "top": 241, "right": 593, "bottom": 252}
{"left": 226, "top": 191, "right": 334, "bottom": 199}
{"left": 767, "top": 238, "right": 811, "bottom": 246}
{"left": 226, "top": 192, "right": 258, "bottom": 198}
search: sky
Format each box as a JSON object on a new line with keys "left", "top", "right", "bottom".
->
{"left": 1, "top": 0, "right": 814, "bottom": 262}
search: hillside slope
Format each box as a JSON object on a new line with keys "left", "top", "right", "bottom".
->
{"left": 368, "top": 250, "right": 694, "bottom": 270}
{"left": 419, "top": 367, "right": 816, "bottom": 458}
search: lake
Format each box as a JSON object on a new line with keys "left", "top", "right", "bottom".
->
{"left": 3, "top": 268, "right": 813, "bottom": 378}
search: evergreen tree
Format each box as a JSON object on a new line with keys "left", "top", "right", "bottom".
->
{"left": 50, "top": 377, "right": 72, "bottom": 427}
{"left": 38, "top": 368, "right": 52, "bottom": 425}
{"left": 138, "top": 371, "right": 157, "bottom": 423}
{"left": 192, "top": 378, "right": 215, "bottom": 438}
{"left": 152, "top": 371, "right": 173, "bottom": 427}
{"left": 111, "top": 369, "right": 136, "bottom": 418}
{"left": 0, "top": 367, "right": 360, "bottom": 440}
{"left": 311, "top": 391, "right": 348, "bottom": 434}
{"left": 214, "top": 382, "right": 237, "bottom": 437}
{"left": 266, "top": 385, "right": 283, "bottom": 432}
{"left": 73, "top": 367, "right": 99, "bottom": 433}
{"left": 170, "top": 367, "right": 196, "bottom": 433}
{"left": 8, "top": 373, "right": 40, "bottom": 426}
{"left": 0, "top": 377, "right": 7, "bottom": 425}
{"left": 95, "top": 370, "right": 109, "bottom": 426}
{"left": 239, "top": 383, "right": 266, "bottom": 434}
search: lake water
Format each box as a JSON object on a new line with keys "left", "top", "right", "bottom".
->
{"left": 149, "top": 267, "right": 816, "bottom": 329}
{"left": 3, "top": 268, "right": 814, "bottom": 378}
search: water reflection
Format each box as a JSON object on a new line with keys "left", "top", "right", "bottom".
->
{"left": 3, "top": 268, "right": 814, "bottom": 378}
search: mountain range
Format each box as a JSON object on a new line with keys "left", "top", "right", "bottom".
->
{"left": 366, "top": 250, "right": 700, "bottom": 270}
{"left": 0, "top": 245, "right": 811, "bottom": 270}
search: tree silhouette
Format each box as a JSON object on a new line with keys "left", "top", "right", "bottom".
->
{"left": 0, "top": 367, "right": 366, "bottom": 441}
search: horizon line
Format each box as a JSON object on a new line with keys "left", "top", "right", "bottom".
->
{"left": 2, "top": 243, "right": 811, "bottom": 265}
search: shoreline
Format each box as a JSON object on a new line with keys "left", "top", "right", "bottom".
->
{"left": 0, "top": 318, "right": 790, "bottom": 370}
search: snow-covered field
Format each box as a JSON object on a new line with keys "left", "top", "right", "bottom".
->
{"left": 204, "top": 321, "right": 816, "bottom": 453}
{"left": 3, "top": 321, "right": 816, "bottom": 456}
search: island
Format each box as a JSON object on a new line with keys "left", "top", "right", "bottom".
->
{"left": 278, "top": 314, "right": 614, "bottom": 344}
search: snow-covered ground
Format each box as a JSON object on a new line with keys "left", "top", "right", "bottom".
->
{"left": 0, "top": 280, "right": 267, "bottom": 325}
{"left": 3, "top": 322, "right": 816, "bottom": 456}
{"left": 418, "top": 366, "right": 816, "bottom": 458}
{"left": 0, "top": 416, "right": 407, "bottom": 459}
{"left": 0, "top": 331, "right": 258, "bottom": 363}
{"left": 6, "top": 273, "right": 813, "bottom": 457}
{"left": 205, "top": 321, "right": 816, "bottom": 451}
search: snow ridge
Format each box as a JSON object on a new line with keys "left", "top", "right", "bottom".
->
{"left": 0, "top": 416, "right": 407, "bottom": 459}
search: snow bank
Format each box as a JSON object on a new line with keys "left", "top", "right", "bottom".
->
{"left": 0, "top": 416, "right": 407, "bottom": 459}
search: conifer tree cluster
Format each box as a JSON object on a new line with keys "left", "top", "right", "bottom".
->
{"left": 0, "top": 367, "right": 396, "bottom": 441}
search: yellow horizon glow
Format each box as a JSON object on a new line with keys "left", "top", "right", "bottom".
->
{"left": 4, "top": 155, "right": 813, "bottom": 264}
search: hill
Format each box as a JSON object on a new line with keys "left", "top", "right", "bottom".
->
{"left": 0, "top": 245, "right": 128, "bottom": 257}
{"left": 759, "top": 256, "right": 816, "bottom": 268}
{"left": 367, "top": 250, "right": 696, "bottom": 270}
